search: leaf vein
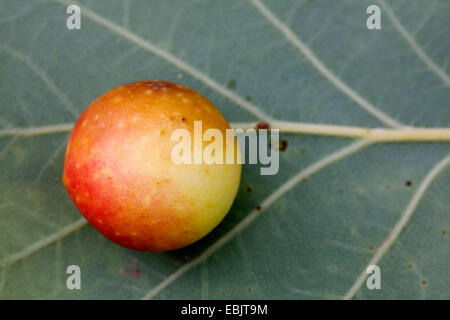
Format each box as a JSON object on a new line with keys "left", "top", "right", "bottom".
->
{"left": 0, "top": 46, "right": 78, "bottom": 119}
{"left": 248, "top": 0, "right": 403, "bottom": 128}
{"left": 378, "top": 0, "right": 450, "bottom": 87}
{"left": 343, "top": 153, "right": 450, "bottom": 299}
{"left": 33, "top": 136, "right": 69, "bottom": 184}
{"left": 0, "top": 218, "right": 87, "bottom": 268}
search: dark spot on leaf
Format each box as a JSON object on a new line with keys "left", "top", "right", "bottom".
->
{"left": 227, "top": 79, "right": 236, "bottom": 89}
{"left": 421, "top": 280, "right": 427, "bottom": 286}
{"left": 221, "top": 291, "right": 226, "bottom": 296}
{"left": 245, "top": 95, "right": 252, "bottom": 102}
{"left": 256, "top": 122, "right": 270, "bottom": 130}
{"left": 245, "top": 185, "right": 252, "bottom": 193}
{"left": 256, "top": 205, "right": 261, "bottom": 211}
{"left": 248, "top": 287, "right": 252, "bottom": 292}
{"left": 279, "top": 140, "right": 288, "bottom": 152}
{"left": 181, "top": 118, "right": 186, "bottom": 122}
{"left": 386, "top": 184, "right": 391, "bottom": 189}
{"left": 408, "top": 263, "right": 414, "bottom": 270}
{"left": 406, "top": 180, "right": 412, "bottom": 187}
{"left": 369, "top": 245, "right": 374, "bottom": 251}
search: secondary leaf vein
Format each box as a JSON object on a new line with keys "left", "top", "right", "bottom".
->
{"left": 343, "top": 153, "right": 450, "bottom": 299}
{"left": 378, "top": 0, "right": 450, "bottom": 87}
{"left": 248, "top": 0, "right": 403, "bottom": 128}
{"left": 0, "top": 218, "right": 87, "bottom": 268}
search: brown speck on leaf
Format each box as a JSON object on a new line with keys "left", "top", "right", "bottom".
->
{"left": 406, "top": 180, "right": 412, "bottom": 187}
{"left": 245, "top": 185, "right": 252, "bottom": 193}
{"left": 181, "top": 117, "right": 186, "bottom": 122}
{"left": 408, "top": 263, "right": 414, "bottom": 270}
{"left": 279, "top": 140, "right": 288, "bottom": 152}
{"left": 256, "top": 205, "right": 261, "bottom": 211}
{"left": 422, "top": 280, "right": 427, "bottom": 286}
{"left": 248, "top": 287, "right": 252, "bottom": 292}
{"left": 386, "top": 184, "right": 391, "bottom": 189}
{"left": 369, "top": 245, "right": 374, "bottom": 251}
{"left": 256, "top": 122, "right": 270, "bottom": 130}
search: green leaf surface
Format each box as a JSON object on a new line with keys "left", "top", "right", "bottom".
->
{"left": 0, "top": 0, "right": 449, "bottom": 299}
